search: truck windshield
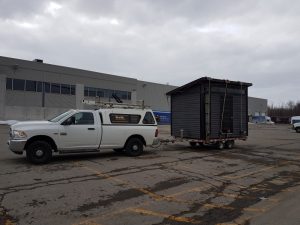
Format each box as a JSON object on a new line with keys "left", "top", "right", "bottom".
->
{"left": 48, "top": 110, "right": 74, "bottom": 122}
{"left": 292, "top": 119, "right": 300, "bottom": 124}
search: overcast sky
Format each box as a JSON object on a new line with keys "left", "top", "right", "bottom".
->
{"left": 0, "top": 0, "right": 299, "bottom": 105}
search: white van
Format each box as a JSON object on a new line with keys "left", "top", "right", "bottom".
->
{"left": 291, "top": 116, "right": 300, "bottom": 125}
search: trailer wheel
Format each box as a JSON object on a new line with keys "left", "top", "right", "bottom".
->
{"left": 225, "top": 140, "right": 234, "bottom": 149}
{"left": 296, "top": 127, "right": 300, "bottom": 133}
{"left": 189, "top": 142, "right": 197, "bottom": 147}
{"left": 217, "top": 142, "right": 224, "bottom": 150}
{"left": 125, "top": 138, "right": 143, "bottom": 156}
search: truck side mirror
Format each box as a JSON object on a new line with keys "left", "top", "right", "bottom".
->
{"left": 62, "top": 116, "right": 75, "bottom": 125}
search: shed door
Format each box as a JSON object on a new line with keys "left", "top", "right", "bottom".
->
{"left": 220, "top": 95, "right": 233, "bottom": 133}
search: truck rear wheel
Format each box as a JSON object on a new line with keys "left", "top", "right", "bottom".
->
{"left": 125, "top": 138, "right": 143, "bottom": 156}
{"left": 26, "top": 140, "right": 52, "bottom": 164}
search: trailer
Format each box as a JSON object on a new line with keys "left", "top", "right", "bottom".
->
{"left": 166, "top": 77, "right": 252, "bottom": 149}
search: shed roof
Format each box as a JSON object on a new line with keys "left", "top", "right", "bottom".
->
{"left": 166, "top": 77, "right": 252, "bottom": 95}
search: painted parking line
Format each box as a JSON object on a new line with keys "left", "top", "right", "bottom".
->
{"left": 222, "top": 166, "right": 275, "bottom": 180}
{"left": 129, "top": 208, "right": 200, "bottom": 224}
{"left": 75, "top": 207, "right": 137, "bottom": 225}
{"left": 202, "top": 203, "right": 267, "bottom": 213}
{"left": 73, "top": 161, "right": 281, "bottom": 225}
{"left": 4, "top": 220, "right": 15, "bottom": 225}
{"left": 74, "top": 161, "right": 164, "bottom": 201}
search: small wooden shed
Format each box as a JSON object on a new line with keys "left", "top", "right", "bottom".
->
{"left": 166, "top": 77, "right": 252, "bottom": 142}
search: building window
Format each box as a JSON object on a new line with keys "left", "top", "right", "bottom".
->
{"left": 61, "top": 84, "right": 70, "bottom": 94}
{"left": 97, "top": 89, "right": 104, "bottom": 97}
{"left": 71, "top": 85, "right": 76, "bottom": 95}
{"left": 84, "top": 87, "right": 89, "bottom": 96}
{"left": 115, "top": 91, "right": 128, "bottom": 100}
{"left": 109, "top": 114, "right": 141, "bottom": 124}
{"left": 89, "top": 87, "right": 96, "bottom": 97}
{"left": 37, "top": 81, "right": 43, "bottom": 92}
{"left": 6, "top": 78, "right": 12, "bottom": 90}
{"left": 6, "top": 78, "right": 75, "bottom": 95}
{"left": 25, "top": 80, "right": 37, "bottom": 92}
{"left": 104, "top": 89, "right": 114, "bottom": 98}
{"left": 84, "top": 86, "right": 131, "bottom": 100}
{"left": 13, "top": 79, "right": 25, "bottom": 91}
{"left": 51, "top": 83, "right": 60, "bottom": 94}
{"left": 121, "top": 91, "right": 128, "bottom": 100}
{"left": 44, "top": 82, "right": 50, "bottom": 93}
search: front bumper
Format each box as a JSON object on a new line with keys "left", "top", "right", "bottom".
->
{"left": 7, "top": 139, "right": 27, "bottom": 154}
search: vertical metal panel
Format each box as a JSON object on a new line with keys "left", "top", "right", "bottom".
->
{"left": 210, "top": 92, "right": 221, "bottom": 138}
{"left": 170, "top": 81, "right": 249, "bottom": 141}
{"left": 171, "top": 85, "right": 201, "bottom": 139}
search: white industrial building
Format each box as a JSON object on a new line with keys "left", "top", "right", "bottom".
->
{"left": 0, "top": 56, "right": 267, "bottom": 121}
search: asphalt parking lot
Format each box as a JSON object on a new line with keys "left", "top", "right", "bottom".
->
{"left": 0, "top": 124, "right": 300, "bottom": 225}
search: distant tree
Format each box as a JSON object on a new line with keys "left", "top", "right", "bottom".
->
{"left": 268, "top": 101, "right": 300, "bottom": 117}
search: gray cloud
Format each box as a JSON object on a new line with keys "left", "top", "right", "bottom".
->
{"left": 0, "top": 0, "right": 300, "bottom": 105}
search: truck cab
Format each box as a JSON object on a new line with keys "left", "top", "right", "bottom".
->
{"left": 8, "top": 108, "right": 158, "bottom": 164}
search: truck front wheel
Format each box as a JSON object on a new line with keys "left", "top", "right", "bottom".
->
{"left": 26, "top": 140, "right": 52, "bottom": 164}
{"left": 296, "top": 127, "right": 300, "bottom": 133}
{"left": 125, "top": 138, "right": 144, "bottom": 156}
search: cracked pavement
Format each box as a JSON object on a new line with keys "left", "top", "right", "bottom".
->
{"left": 0, "top": 124, "right": 300, "bottom": 225}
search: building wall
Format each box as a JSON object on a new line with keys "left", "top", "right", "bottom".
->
{"left": 0, "top": 74, "right": 6, "bottom": 119}
{"left": 0, "top": 56, "right": 268, "bottom": 121}
{"left": 136, "top": 81, "right": 176, "bottom": 111}
{"left": 248, "top": 97, "right": 268, "bottom": 116}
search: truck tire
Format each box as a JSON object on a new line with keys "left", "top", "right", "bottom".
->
{"left": 225, "top": 140, "right": 234, "bottom": 149}
{"left": 125, "top": 138, "right": 144, "bottom": 156}
{"left": 296, "top": 127, "right": 300, "bottom": 133}
{"left": 113, "top": 148, "right": 124, "bottom": 153}
{"left": 26, "top": 140, "right": 52, "bottom": 164}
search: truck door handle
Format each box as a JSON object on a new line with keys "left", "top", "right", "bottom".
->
{"left": 88, "top": 128, "right": 95, "bottom": 130}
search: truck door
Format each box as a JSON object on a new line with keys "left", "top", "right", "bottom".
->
{"left": 59, "top": 112, "right": 101, "bottom": 150}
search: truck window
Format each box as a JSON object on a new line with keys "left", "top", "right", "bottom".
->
{"left": 109, "top": 114, "right": 141, "bottom": 124}
{"left": 143, "top": 112, "right": 155, "bottom": 124}
{"left": 73, "top": 112, "right": 94, "bottom": 125}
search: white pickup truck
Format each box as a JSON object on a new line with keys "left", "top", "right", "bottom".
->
{"left": 8, "top": 108, "right": 159, "bottom": 164}
{"left": 293, "top": 122, "right": 300, "bottom": 133}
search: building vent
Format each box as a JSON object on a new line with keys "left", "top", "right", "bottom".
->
{"left": 33, "top": 59, "right": 43, "bottom": 63}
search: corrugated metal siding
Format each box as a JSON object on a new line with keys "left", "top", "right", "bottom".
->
{"left": 171, "top": 86, "right": 201, "bottom": 139}
{"left": 210, "top": 88, "right": 248, "bottom": 139}
{"left": 210, "top": 93, "right": 221, "bottom": 138}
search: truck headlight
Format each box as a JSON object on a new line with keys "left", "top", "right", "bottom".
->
{"left": 12, "top": 130, "right": 27, "bottom": 139}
